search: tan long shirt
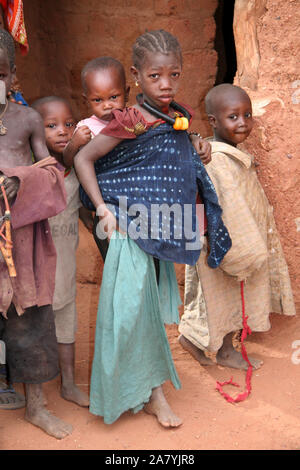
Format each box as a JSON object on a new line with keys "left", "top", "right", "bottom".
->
{"left": 179, "top": 141, "right": 295, "bottom": 352}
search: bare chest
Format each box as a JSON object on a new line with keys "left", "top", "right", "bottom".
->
{"left": 0, "top": 112, "right": 32, "bottom": 167}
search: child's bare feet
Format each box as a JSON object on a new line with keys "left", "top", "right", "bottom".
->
{"left": 144, "top": 386, "right": 182, "bottom": 428}
{"left": 25, "top": 407, "right": 73, "bottom": 439}
{"left": 58, "top": 343, "right": 89, "bottom": 406}
{"left": 216, "top": 333, "right": 263, "bottom": 370}
{"left": 216, "top": 347, "right": 263, "bottom": 370}
{"left": 61, "top": 384, "right": 89, "bottom": 407}
{"left": 25, "top": 383, "right": 72, "bottom": 439}
{"left": 178, "top": 335, "right": 214, "bottom": 366}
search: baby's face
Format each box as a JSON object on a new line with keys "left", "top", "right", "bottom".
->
{"left": 84, "top": 67, "right": 127, "bottom": 121}
{"left": 212, "top": 93, "right": 253, "bottom": 146}
{"left": 41, "top": 101, "right": 76, "bottom": 157}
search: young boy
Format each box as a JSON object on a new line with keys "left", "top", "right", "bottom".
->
{"left": 179, "top": 83, "right": 296, "bottom": 369}
{"left": 32, "top": 96, "right": 93, "bottom": 408}
{"left": 0, "top": 29, "right": 72, "bottom": 438}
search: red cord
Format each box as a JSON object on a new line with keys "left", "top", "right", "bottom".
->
{"left": 216, "top": 280, "right": 253, "bottom": 403}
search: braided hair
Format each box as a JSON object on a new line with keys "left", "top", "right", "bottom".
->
{"left": 0, "top": 28, "right": 15, "bottom": 69}
{"left": 132, "top": 29, "right": 182, "bottom": 70}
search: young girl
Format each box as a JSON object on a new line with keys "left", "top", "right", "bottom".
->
{"left": 74, "top": 30, "right": 232, "bottom": 427}
{"left": 65, "top": 55, "right": 211, "bottom": 259}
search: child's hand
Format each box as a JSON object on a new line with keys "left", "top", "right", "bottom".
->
{"left": 71, "top": 126, "right": 92, "bottom": 150}
{"left": 96, "top": 204, "right": 124, "bottom": 241}
{"left": 0, "top": 176, "right": 20, "bottom": 203}
{"left": 190, "top": 135, "right": 212, "bottom": 165}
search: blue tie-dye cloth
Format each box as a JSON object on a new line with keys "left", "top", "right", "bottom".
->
{"left": 80, "top": 122, "right": 231, "bottom": 267}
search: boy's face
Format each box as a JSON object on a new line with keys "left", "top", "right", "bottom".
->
{"left": 131, "top": 51, "right": 182, "bottom": 112}
{"left": 40, "top": 101, "right": 76, "bottom": 157}
{"left": 0, "top": 48, "right": 15, "bottom": 97}
{"left": 84, "top": 67, "right": 127, "bottom": 121}
{"left": 209, "top": 92, "right": 253, "bottom": 147}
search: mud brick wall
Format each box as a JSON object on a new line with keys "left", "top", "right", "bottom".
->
{"left": 16, "top": 0, "right": 218, "bottom": 133}
{"left": 235, "top": 0, "right": 300, "bottom": 309}
{"left": 14, "top": 0, "right": 299, "bottom": 309}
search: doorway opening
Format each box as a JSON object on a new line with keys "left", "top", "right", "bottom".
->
{"left": 214, "top": 0, "right": 237, "bottom": 85}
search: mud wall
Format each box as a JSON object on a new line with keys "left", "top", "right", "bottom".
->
{"left": 14, "top": 0, "right": 299, "bottom": 309}
{"left": 16, "top": 0, "right": 218, "bottom": 133}
{"left": 233, "top": 0, "right": 300, "bottom": 309}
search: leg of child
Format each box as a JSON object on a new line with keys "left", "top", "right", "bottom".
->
{"left": 58, "top": 342, "right": 89, "bottom": 407}
{"left": 143, "top": 259, "right": 182, "bottom": 428}
{"left": 54, "top": 302, "right": 89, "bottom": 406}
{"left": 180, "top": 332, "right": 262, "bottom": 370}
{"left": 25, "top": 383, "right": 72, "bottom": 439}
{"left": 144, "top": 385, "right": 182, "bottom": 428}
{"left": 178, "top": 335, "right": 214, "bottom": 366}
{"left": 216, "top": 332, "right": 263, "bottom": 370}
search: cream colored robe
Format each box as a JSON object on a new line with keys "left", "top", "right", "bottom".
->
{"left": 179, "top": 141, "right": 296, "bottom": 352}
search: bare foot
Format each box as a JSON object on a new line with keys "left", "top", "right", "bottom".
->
{"left": 61, "top": 384, "right": 89, "bottom": 407}
{"left": 216, "top": 347, "right": 263, "bottom": 370}
{"left": 25, "top": 407, "right": 73, "bottom": 439}
{"left": 179, "top": 335, "right": 214, "bottom": 366}
{"left": 144, "top": 386, "right": 182, "bottom": 428}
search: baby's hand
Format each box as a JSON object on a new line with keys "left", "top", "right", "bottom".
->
{"left": 189, "top": 134, "right": 212, "bottom": 165}
{"left": 71, "top": 126, "right": 92, "bottom": 150}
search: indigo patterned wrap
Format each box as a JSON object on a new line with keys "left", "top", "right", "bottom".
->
{"left": 80, "top": 123, "right": 231, "bottom": 267}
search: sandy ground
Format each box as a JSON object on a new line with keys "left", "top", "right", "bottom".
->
{"left": 1, "top": 222, "right": 300, "bottom": 451}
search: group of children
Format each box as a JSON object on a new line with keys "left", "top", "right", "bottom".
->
{"left": 0, "top": 27, "right": 295, "bottom": 440}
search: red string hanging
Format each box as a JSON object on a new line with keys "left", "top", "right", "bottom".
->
{"left": 216, "top": 280, "right": 253, "bottom": 403}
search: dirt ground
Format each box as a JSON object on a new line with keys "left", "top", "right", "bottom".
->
{"left": 1, "top": 222, "right": 300, "bottom": 451}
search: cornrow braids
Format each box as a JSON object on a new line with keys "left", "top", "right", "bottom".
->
{"left": 132, "top": 29, "right": 182, "bottom": 70}
{"left": 0, "top": 28, "right": 15, "bottom": 69}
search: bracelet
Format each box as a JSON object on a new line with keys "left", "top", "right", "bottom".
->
{"left": 188, "top": 131, "right": 202, "bottom": 138}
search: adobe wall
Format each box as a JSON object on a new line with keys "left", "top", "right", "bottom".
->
{"left": 233, "top": 0, "right": 300, "bottom": 309}
{"left": 17, "top": 0, "right": 218, "bottom": 133}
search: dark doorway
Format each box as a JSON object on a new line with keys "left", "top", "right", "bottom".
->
{"left": 214, "top": 0, "right": 237, "bottom": 85}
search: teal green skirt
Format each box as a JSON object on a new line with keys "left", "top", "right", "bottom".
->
{"left": 89, "top": 233, "right": 182, "bottom": 424}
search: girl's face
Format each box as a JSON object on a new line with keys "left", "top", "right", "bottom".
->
{"left": 0, "top": 48, "right": 15, "bottom": 97}
{"left": 210, "top": 93, "right": 253, "bottom": 147}
{"left": 132, "top": 51, "right": 182, "bottom": 112}
{"left": 84, "top": 68, "right": 128, "bottom": 121}
{"left": 41, "top": 101, "right": 76, "bottom": 157}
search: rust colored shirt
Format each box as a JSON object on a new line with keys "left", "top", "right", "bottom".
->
{"left": 0, "top": 158, "right": 67, "bottom": 317}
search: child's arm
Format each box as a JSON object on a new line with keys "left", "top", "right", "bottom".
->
{"left": 0, "top": 109, "right": 49, "bottom": 203}
{"left": 63, "top": 126, "right": 92, "bottom": 168}
{"left": 79, "top": 206, "right": 93, "bottom": 233}
{"left": 189, "top": 134, "right": 212, "bottom": 165}
{"left": 74, "top": 133, "right": 122, "bottom": 210}
{"left": 30, "top": 108, "right": 53, "bottom": 162}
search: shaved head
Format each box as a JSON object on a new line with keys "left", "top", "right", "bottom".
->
{"left": 205, "top": 84, "right": 250, "bottom": 116}
{"left": 31, "top": 96, "right": 71, "bottom": 114}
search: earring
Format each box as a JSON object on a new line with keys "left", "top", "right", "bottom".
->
{"left": 135, "top": 81, "right": 139, "bottom": 87}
